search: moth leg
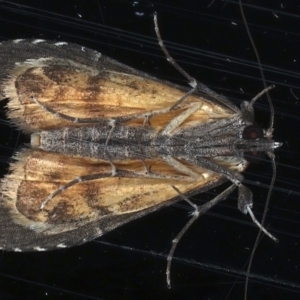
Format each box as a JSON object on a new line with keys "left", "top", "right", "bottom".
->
{"left": 104, "top": 154, "right": 117, "bottom": 177}
{"left": 39, "top": 169, "right": 153, "bottom": 210}
{"left": 169, "top": 86, "right": 197, "bottom": 111}
{"left": 143, "top": 114, "right": 151, "bottom": 127}
{"left": 162, "top": 155, "right": 204, "bottom": 180}
{"left": 153, "top": 13, "right": 240, "bottom": 113}
{"left": 31, "top": 96, "right": 112, "bottom": 124}
{"left": 39, "top": 169, "right": 193, "bottom": 210}
{"left": 131, "top": 86, "right": 197, "bottom": 126}
{"left": 197, "top": 114, "right": 242, "bottom": 137}
{"left": 246, "top": 206, "right": 278, "bottom": 241}
{"left": 140, "top": 159, "right": 151, "bottom": 174}
{"left": 39, "top": 172, "right": 116, "bottom": 210}
{"left": 183, "top": 156, "right": 277, "bottom": 240}
{"left": 167, "top": 114, "right": 242, "bottom": 140}
{"left": 114, "top": 90, "right": 197, "bottom": 125}
{"left": 160, "top": 157, "right": 279, "bottom": 249}
{"left": 104, "top": 121, "right": 118, "bottom": 176}
{"left": 31, "top": 95, "right": 193, "bottom": 128}
{"left": 160, "top": 102, "right": 201, "bottom": 135}
{"left": 160, "top": 157, "right": 278, "bottom": 239}
{"left": 166, "top": 184, "right": 237, "bottom": 288}
{"left": 140, "top": 119, "right": 152, "bottom": 174}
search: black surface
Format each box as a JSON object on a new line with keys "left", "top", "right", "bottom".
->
{"left": 0, "top": 0, "right": 299, "bottom": 299}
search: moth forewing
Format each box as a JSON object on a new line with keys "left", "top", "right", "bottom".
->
{"left": 1, "top": 40, "right": 233, "bottom": 132}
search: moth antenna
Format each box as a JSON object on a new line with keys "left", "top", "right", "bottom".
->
{"left": 239, "top": 1, "right": 278, "bottom": 299}
{"left": 239, "top": 0, "right": 274, "bottom": 132}
{"left": 250, "top": 85, "right": 275, "bottom": 106}
{"left": 166, "top": 184, "right": 236, "bottom": 288}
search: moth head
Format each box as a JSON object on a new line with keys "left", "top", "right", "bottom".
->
{"left": 242, "top": 124, "right": 266, "bottom": 163}
{"left": 237, "top": 98, "right": 281, "bottom": 162}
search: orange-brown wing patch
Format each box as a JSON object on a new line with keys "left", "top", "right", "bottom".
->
{"left": 3, "top": 60, "right": 233, "bottom": 132}
{"left": 1, "top": 150, "right": 223, "bottom": 235}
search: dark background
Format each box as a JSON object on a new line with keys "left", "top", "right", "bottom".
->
{"left": 0, "top": 0, "right": 299, "bottom": 299}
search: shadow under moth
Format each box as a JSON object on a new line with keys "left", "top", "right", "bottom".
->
{"left": 0, "top": 15, "right": 280, "bottom": 288}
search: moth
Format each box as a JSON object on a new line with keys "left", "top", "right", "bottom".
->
{"left": 0, "top": 13, "right": 279, "bottom": 286}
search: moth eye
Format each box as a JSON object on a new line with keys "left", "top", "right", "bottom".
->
{"left": 242, "top": 125, "right": 265, "bottom": 163}
{"left": 242, "top": 124, "right": 264, "bottom": 140}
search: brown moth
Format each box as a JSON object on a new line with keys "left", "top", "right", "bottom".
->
{"left": 0, "top": 11, "right": 280, "bottom": 291}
